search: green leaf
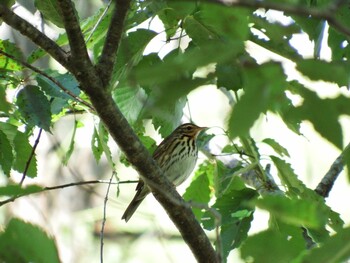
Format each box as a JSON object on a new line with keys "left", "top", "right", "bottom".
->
{"left": 228, "top": 62, "right": 287, "bottom": 138}
{"left": 34, "top": 0, "right": 65, "bottom": 28}
{"left": 158, "top": 8, "right": 180, "bottom": 40}
{"left": 296, "top": 59, "right": 350, "bottom": 87}
{"left": 16, "top": 85, "right": 52, "bottom": 131}
{"left": 300, "top": 227, "right": 350, "bottom": 263}
{"left": 0, "top": 129, "right": 13, "bottom": 176}
{"left": 183, "top": 15, "right": 218, "bottom": 46}
{"left": 36, "top": 71, "right": 80, "bottom": 100}
{"left": 134, "top": 41, "right": 243, "bottom": 85}
{"left": 0, "top": 39, "right": 23, "bottom": 71}
{"left": 138, "top": 133, "right": 157, "bottom": 155}
{"left": 183, "top": 162, "right": 212, "bottom": 220}
{"left": 113, "top": 29, "right": 157, "bottom": 83}
{"left": 13, "top": 131, "right": 37, "bottom": 178}
{"left": 216, "top": 61, "right": 243, "bottom": 91}
{"left": 113, "top": 86, "right": 147, "bottom": 125}
{"left": 198, "top": 4, "right": 249, "bottom": 41}
{"left": 151, "top": 97, "right": 186, "bottom": 137}
{"left": 240, "top": 227, "right": 305, "bottom": 263}
{"left": 0, "top": 184, "right": 42, "bottom": 196}
{"left": 262, "top": 138, "right": 290, "bottom": 157}
{"left": 91, "top": 127, "right": 103, "bottom": 162}
{"left": 0, "top": 218, "right": 60, "bottom": 263}
{"left": 286, "top": 84, "right": 343, "bottom": 149}
{"left": 256, "top": 195, "right": 328, "bottom": 229}
{"left": 270, "top": 156, "right": 306, "bottom": 195}
{"left": 202, "top": 177, "right": 256, "bottom": 259}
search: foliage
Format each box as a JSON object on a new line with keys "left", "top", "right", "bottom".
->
{"left": 1, "top": 0, "right": 350, "bottom": 262}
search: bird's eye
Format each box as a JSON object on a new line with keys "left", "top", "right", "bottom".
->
{"left": 186, "top": 126, "right": 192, "bottom": 131}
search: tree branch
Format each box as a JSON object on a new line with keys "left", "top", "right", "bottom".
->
{"left": 315, "top": 143, "right": 350, "bottom": 198}
{"left": 95, "top": 0, "right": 131, "bottom": 87}
{"left": 0, "top": 4, "right": 70, "bottom": 69}
{"left": 56, "top": 0, "right": 94, "bottom": 76}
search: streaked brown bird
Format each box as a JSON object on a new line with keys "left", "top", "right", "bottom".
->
{"left": 122, "top": 123, "right": 207, "bottom": 222}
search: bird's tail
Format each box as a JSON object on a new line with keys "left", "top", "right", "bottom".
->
{"left": 121, "top": 194, "right": 146, "bottom": 222}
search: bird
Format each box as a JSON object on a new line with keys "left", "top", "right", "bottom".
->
{"left": 122, "top": 123, "right": 207, "bottom": 222}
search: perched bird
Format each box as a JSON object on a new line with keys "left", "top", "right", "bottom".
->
{"left": 122, "top": 123, "right": 207, "bottom": 222}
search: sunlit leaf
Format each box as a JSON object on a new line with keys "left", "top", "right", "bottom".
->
{"left": 0, "top": 40, "right": 23, "bottom": 71}
{"left": 262, "top": 138, "right": 290, "bottom": 157}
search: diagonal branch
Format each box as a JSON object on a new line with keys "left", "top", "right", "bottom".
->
{"left": 205, "top": 0, "right": 350, "bottom": 37}
{"left": 315, "top": 143, "right": 350, "bottom": 198}
{"left": 0, "top": 4, "right": 70, "bottom": 69}
{"left": 95, "top": 0, "right": 131, "bottom": 87}
{"left": 56, "top": 0, "right": 93, "bottom": 74}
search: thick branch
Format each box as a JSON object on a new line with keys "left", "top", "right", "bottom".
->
{"left": 0, "top": 4, "right": 70, "bottom": 68}
{"left": 95, "top": 0, "right": 131, "bottom": 86}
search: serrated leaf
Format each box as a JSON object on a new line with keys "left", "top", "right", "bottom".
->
{"left": 270, "top": 156, "right": 306, "bottom": 195}
{"left": 36, "top": 71, "right": 80, "bottom": 100}
{"left": 0, "top": 129, "right": 13, "bottom": 176}
{"left": 13, "top": 132, "right": 37, "bottom": 178}
{"left": 0, "top": 39, "right": 23, "bottom": 71}
{"left": 16, "top": 85, "right": 51, "bottom": 131}
{"left": 113, "top": 86, "right": 147, "bottom": 125}
{"left": 34, "top": 0, "right": 65, "bottom": 28}
{"left": 255, "top": 195, "right": 328, "bottom": 228}
{"left": 158, "top": 8, "right": 179, "bottom": 40}
{"left": 0, "top": 184, "right": 42, "bottom": 196}
{"left": 216, "top": 62, "right": 243, "bottom": 91}
{"left": 262, "top": 138, "right": 290, "bottom": 157}
{"left": 0, "top": 218, "right": 60, "bottom": 263}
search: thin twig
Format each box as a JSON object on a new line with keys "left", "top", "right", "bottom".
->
{"left": 85, "top": 0, "right": 113, "bottom": 44}
{"left": 0, "top": 49, "right": 94, "bottom": 110}
{"left": 100, "top": 172, "right": 115, "bottom": 263}
{"left": 0, "top": 179, "right": 138, "bottom": 206}
{"left": 19, "top": 128, "right": 43, "bottom": 186}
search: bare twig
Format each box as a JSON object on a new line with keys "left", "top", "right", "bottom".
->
{"left": 0, "top": 49, "right": 94, "bottom": 111}
{"left": 95, "top": 0, "right": 131, "bottom": 86}
{"left": 100, "top": 172, "right": 115, "bottom": 263}
{"left": 19, "top": 128, "right": 43, "bottom": 186}
{"left": 0, "top": 179, "right": 138, "bottom": 206}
